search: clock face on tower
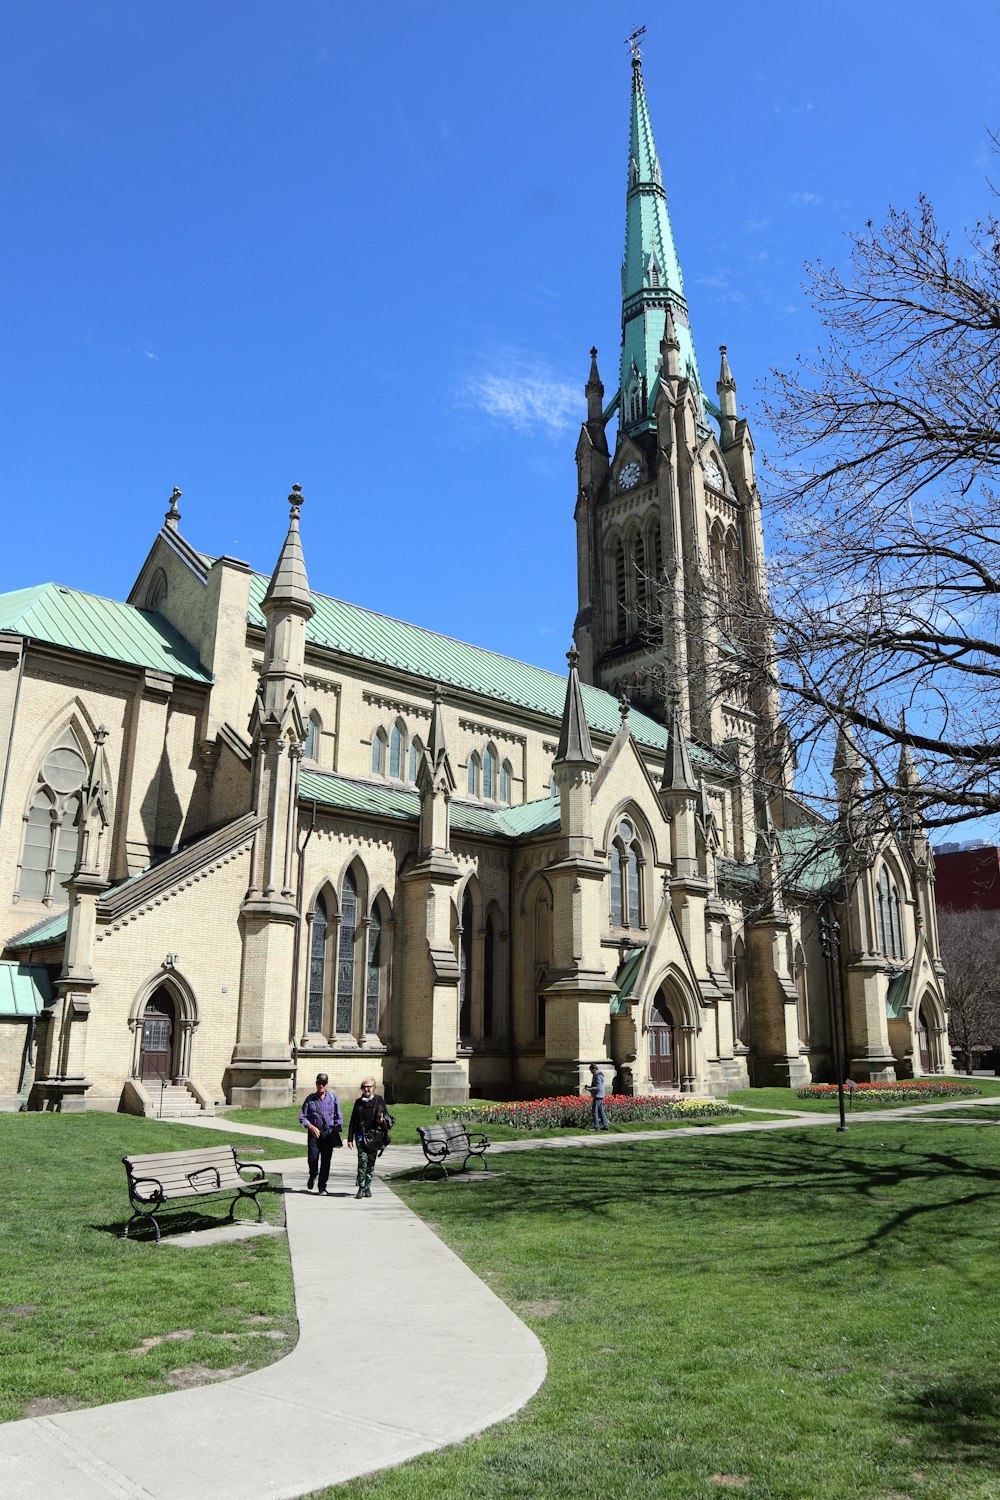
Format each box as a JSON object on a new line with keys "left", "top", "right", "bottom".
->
{"left": 618, "top": 461, "right": 641, "bottom": 491}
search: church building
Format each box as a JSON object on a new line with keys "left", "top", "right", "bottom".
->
{"left": 0, "top": 49, "right": 949, "bottom": 1113}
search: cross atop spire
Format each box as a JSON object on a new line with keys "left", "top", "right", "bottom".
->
{"left": 625, "top": 23, "right": 646, "bottom": 63}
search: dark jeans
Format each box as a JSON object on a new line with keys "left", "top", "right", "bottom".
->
{"left": 307, "top": 1130, "right": 336, "bottom": 1189}
{"left": 592, "top": 1096, "right": 609, "bottom": 1130}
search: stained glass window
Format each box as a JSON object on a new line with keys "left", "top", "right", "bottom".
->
{"left": 611, "top": 818, "right": 644, "bottom": 928}
{"left": 459, "top": 888, "right": 473, "bottom": 1041}
{"left": 484, "top": 746, "right": 497, "bottom": 800}
{"left": 390, "top": 722, "right": 404, "bottom": 779}
{"left": 308, "top": 895, "right": 327, "bottom": 1032}
{"left": 500, "top": 760, "right": 512, "bottom": 804}
{"left": 366, "top": 904, "right": 382, "bottom": 1035}
{"left": 19, "top": 732, "right": 89, "bottom": 904}
{"left": 371, "top": 729, "right": 387, "bottom": 775}
{"left": 467, "top": 753, "right": 480, "bottom": 797}
{"left": 409, "top": 737, "right": 424, "bottom": 782}
{"left": 337, "top": 870, "right": 357, "bottom": 1033}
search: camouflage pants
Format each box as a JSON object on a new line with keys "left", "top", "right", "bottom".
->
{"left": 356, "top": 1144, "right": 379, "bottom": 1189}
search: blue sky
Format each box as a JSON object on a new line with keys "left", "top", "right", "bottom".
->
{"left": 2, "top": 1, "right": 997, "bottom": 689}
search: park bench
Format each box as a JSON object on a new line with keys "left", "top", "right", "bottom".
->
{"left": 417, "top": 1120, "right": 491, "bottom": 1179}
{"left": 122, "top": 1144, "right": 268, "bottom": 1243}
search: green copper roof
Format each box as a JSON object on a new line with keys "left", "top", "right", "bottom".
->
{"left": 620, "top": 57, "right": 704, "bottom": 431}
{"left": 0, "top": 961, "right": 53, "bottom": 1017}
{"left": 0, "top": 584, "right": 212, "bottom": 683}
{"left": 718, "top": 825, "right": 843, "bottom": 899}
{"left": 885, "top": 968, "right": 911, "bottom": 1021}
{"left": 299, "top": 770, "right": 562, "bottom": 842}
{"left": 248, "top": 573, "right": 722, "bottom": 773}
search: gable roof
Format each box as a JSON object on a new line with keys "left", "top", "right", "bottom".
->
{"left": 0, "top": 584, "right": 212, "bottom": 684}
{"left": 246, "top": 572, "right": 723, "bottom": 774}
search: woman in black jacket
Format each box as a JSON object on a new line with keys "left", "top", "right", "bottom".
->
{"left": 347, "top": 1077, "right": 390, "bottom": 1199}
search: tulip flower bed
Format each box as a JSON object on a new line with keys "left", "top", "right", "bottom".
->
{"left": 437, "top": 1093, "right": 741, "bottom": 1130}
{"left": 796, "top": 1079, "right": 980, "bottom": 1102}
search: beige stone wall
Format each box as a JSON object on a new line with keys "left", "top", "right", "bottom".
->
{"left": 0, "top": 1020, "right": 28, "bottom": 1095}
{"left": 78, "top": 841, "right": 254, "bottom": 1106}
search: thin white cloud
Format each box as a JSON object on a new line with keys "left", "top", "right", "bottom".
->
{"left": 471, "top": 357, "right": 579, "bottom": 437}
{"left": 791, "top": 191, "right": 825, "bottom": 206}
{"left": 144, "top": 347, "right": 159, "bottom": 361}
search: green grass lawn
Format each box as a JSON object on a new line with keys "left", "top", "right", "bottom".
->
{"left": 728, "top": 1077, "right": 1000, "bottom": 1114}
{"left": 323, "top": 1122, "right": 1000, "bottom": 1500}
{"left": 0, "top": 1112, "right": 297, "bottom": 1423}
{"left": 226, "top": 1100, "right": 777, "bottom": 1144}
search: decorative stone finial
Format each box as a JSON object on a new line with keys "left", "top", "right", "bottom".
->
{"left": 619, "top": 691, "right": 630, "bottom": 726}
{"left": 288, "top": 484, "right": 304, "bottom": 520}
{"left": 164, "top": 487, "right": 182, "bottom": 527}
{"left": 590, "top": 346, "right": 598, "bottom": 359}
{"left": 95, "top": 724, "right": 108, "bottom": 746}
{"left": 566, "top": 648, "right": 580, "bottom": 670}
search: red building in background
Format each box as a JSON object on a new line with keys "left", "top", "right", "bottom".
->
{"left": 934, "top": 845, "right": 1000, "bottom": 912}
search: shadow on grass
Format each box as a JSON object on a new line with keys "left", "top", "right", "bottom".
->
{"left": 900, "top": 1375, "right": 1000, "bottom": 1473}
{"left": 399, "top": 1130, "right": 1000, "bottom": 1267}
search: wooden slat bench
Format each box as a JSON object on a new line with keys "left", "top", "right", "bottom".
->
{"left": 417, "top": 1121, "right": 491, "bottom": 1180}
{"left": 122, "top": 1144, "right": 268, "bottom": 1243}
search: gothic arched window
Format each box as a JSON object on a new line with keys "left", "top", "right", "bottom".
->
{"left": 365, "top": 901, "right": 382, "bottom": 1036}
{"left": 18, "top": 732, "right": 88, "bottom": 904}
{"left": 459, "top": 887, "right": 474, "bottom": 1042}
{"left": 794, "top": 943, "right": 809, "bottom": 1045}
{"left": 408, "top": 736, "right": 424, "bottom": 783}
{"left": 610, "top": 817, "right": 644, "bottom": 929}
{"left": 533, "top": 886, "right": 552, "bottom": 1038}
{"left": 307, "top": 894, "right": 328, "bottom": 1033}
{"left": 613, "top": 539, "right": 627, "bottom": 639}
{"left": 389, "top": 719, "right": 406, "bottom": 779}
{"left": 336, "top": 869, "right": 358, "bottom": 1033}
{"left": 500, "top": 759, "right": 512, "bottom": 804}
{"left": 371, "top": 727, "right": 388, "bottom": 776}
{"left": 304, "top": 711, "right": 321, "bottom": 763}
{"left": 467, "top": 751, "right": 481, "bottom": 798}
{"left": 734, "top": 937, "right": 750, "bottom": 1046}
{"left": 876, "top": 866, "right": 905, "bottom": 960}
{"left": 483, "top": 744, "right": 498, "bottom": 801}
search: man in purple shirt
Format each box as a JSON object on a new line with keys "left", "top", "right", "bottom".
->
{"left": 299, "top": 1072, "right": 343, "bottom": 1194}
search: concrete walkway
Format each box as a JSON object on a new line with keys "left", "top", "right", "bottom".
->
{"left": 2, "top": 1095, "right": 996, "bottom": 1500}
{"left": 0, "top": 1142, "right": 546, "bottom": 1500}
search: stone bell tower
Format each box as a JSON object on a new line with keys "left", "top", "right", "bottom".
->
{"left": 573, "top": 38, "right": 785, "bottom": 792}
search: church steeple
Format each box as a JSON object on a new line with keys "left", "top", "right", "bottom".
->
{"left": 620, "top": 46, "right": 704, "bottom": 435}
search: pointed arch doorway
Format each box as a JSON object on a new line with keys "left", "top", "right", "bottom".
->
{"left": 917, "top": 1005, "right": 932, "bottom": 1074}
{"left": 139, "top": 989, "right": 177, "bottom": 1082}
{"left": 649, "top": 991, "right": 677, "bottom": 1088}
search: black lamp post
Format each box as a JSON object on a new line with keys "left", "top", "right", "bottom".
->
{"left": 819, "top": 907, "right": 849, "bottom": 1132}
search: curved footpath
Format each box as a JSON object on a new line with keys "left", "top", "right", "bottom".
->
{"left": 1, "top": 1097, "right": 995, "bottom": 1500}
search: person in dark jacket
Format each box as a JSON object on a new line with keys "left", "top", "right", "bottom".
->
{"left": 348, "top": 1077, "right": 390, "bottom": 1199}
{"left": 299, "top": 1072, "right": 343, "bottom": 1194}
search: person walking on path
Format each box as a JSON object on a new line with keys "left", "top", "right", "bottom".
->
{"left": 587, "top": 1063, "right": 610, "bottom": 1132}
{"left": 348, "top": 1077, "right": 391, "bottom": 1199}
{"left": 300, "top": 1072, "right": 343, "bottom": 1194}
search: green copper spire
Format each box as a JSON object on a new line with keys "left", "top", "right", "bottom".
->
{"left": 619, "top": 48, "right": 706, "bottom": 435}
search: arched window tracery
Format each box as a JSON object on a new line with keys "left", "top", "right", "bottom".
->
{"left": 500, "top": 759, "right": 512, "bottom": 804}
{"left": 483, "top": 744, "right": 498, "bottom": 801}
{"left": 467, "top": 750, "right": 481, "bottom": 798}
{"left": 610, "top": 817, "right": 645, "bottom": 929}
{"left": 408, "top": 736, "right": 424, "bottom": 783}
{"left": 307, "top": 893, "right": 328, "bottom": 1033}
{"left": 389, "top": 719, "right": 406, "bottom": 780}
{"left": 371, "top": 727, "right": 388, "bottom": 776}
{"left": 336, "top": 868, "right": 358, "bottom": 1034}
{"left": 18, "top": 730, "right": 89, "bottom": 905}
{"left": 876, "top": 865, "right": 905, "bottom": 960}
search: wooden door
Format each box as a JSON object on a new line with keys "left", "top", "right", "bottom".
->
{"left": 649, "top": 1004, "right": 676, "bottom": 1087}
{"left": 917, "top": 1008, "right": 931, "bottom": 1073}
{"left": 140, "top": 994, "right": 174, "bottom": 1081}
